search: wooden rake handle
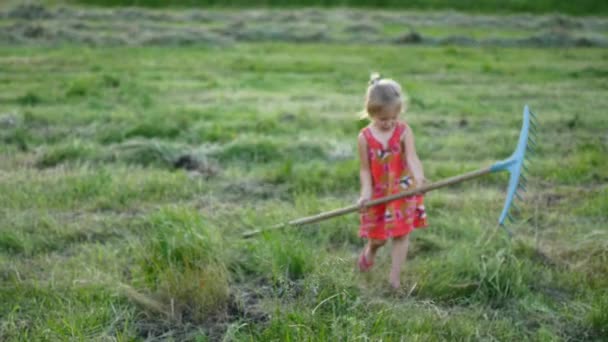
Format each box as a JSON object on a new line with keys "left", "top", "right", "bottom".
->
{"left": 242, "top": 167, "right": 493, "bottom": 238}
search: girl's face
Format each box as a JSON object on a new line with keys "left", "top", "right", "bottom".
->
{"left": 372, "top": 108, "right": 399, "bottom": 132}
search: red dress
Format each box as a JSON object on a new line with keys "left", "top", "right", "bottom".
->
{"left": 359, "top": 122, "right": 428, "bottom": 240}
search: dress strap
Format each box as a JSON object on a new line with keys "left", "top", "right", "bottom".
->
{"left": 389, "top": 122, "right": 407, "bottom": 144}
{"left": 362, "top": 126, "right": 382, "bottom": 149}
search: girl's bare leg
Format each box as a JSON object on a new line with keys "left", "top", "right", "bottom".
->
{"left": 364, "top": 238, "right": 386, "bottom": 263}
{"left": 389, "top": 234, "right": 410, "bottom": 289}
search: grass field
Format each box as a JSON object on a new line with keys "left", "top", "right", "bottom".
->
{"left": 1, "top": 4, "right": 608, "bottom": 342}
{"left": 58, "top": 0, "right": 608, "bottom": 16}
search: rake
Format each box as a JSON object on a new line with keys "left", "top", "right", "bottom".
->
{"left": 243, "top": 105, "right": 538, "bottom": 238}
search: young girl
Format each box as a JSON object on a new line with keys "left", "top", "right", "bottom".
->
{"left": 357, "top": 73, "right": 428, "bottom": 290}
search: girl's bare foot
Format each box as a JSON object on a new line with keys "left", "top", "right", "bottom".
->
{"left": 389, "top": 274, "right": 401, "bottom": 290}
{"left": 358, "top": 246, "right": 374, "bottom": 272}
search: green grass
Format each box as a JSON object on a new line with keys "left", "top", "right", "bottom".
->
{"left": 65, "top": 0, "right": 608, "bottom": 16}
{"left": 1, "top": 7, "right": 608, "bottom": 341}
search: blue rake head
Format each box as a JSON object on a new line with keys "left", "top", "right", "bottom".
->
{"left": 490, "top": 105, "right": 538, "bottom": 232}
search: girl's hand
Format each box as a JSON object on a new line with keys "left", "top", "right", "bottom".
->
{"left": 415, "top": 177, "right": 429, "bottom": 193}
{"left": 416, "top": 177, "right": 429, "bottom": 187}
{"left": 357, "top": 195, "right": 371, "bottom": 212}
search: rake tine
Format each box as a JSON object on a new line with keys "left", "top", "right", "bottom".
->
{"left": 529, "top": 125, "right": 537, "bottom": 135}
{"left": 522, "top": 163, "right": 530, "bottom": 173}
{"left": 515, "top": 191, "right": 524, "bottom": 201}
{"left": 526, "top": 147, "right": 534, "bottom": 156}
{"left": 528, "top": 136, "right": 537, "bottom": 147}
{"left": 519, "top": 183, "right": 527, "bottom": 192}
{"left": 498, "top": 222, "right": 513, "bottom": 237}
{"left": 526, "top": 146, "right": 535, "bottom": 155}
{"left": 529, "top": 119, "right": 538, "bottom": 131}
{"left": 503, "top": 225, "right": 513, "bottom": 238}
{"left": 507, "top": 213, "right": 516, "bottom": 223}
{"left": 529, "top": 118, "right": 538, "bottom": 130}
{"left": 511, "top": 202, "right": 521, "bottom": 214}
{"left": 530, "top": 127, "right": 538, "bottom": 138}
{"left": 530, "top": 120, "right": 538, "bottom": 129}
{"left": 529, "top": 126, "right": 538, "bottom": 137}
{"left": 529, "top": 110, "right": 537, "bottom": 120}
{"left": 529, "top": 110, "right": 538, "bottom": 120}
{"left": 520, "top": 174, "right": 527, "bottom": 184}
{"left": 530, "top": 112, "right": 538, "bottom": 121}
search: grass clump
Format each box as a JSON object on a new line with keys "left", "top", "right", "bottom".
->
{"left": 0, "top": 230, "right": 26, "bottom": 254}
{"left": 65, "top": 77, "right": 97, "bottom": 98}
{"left": 266, "top": 159, "right": 358, "bottom": 194}
{"left": 211, "top": 137, "right": 327, "bottom": 165}
{"left": 558, "top": 231, "right": 608, "bottom": 289}
{"left": 415, "top": 238, "right": 535, "bottom": 306}
{"left": 267, "top": 234, "right": 315, "bottom": 283}
{"left": 36, "top": 140, "right": 102, "bottom": 168}
{"left": 1, "top": 126, "right": 30, "bottom": 151}
{"left": 586, "top": 293, "right": 608, "bottom": 339}
{"left": 35, "top": 138, "right": 214, "bottom": 172}
{"left": 108, "top": 139, "right": 183, "bottom": 168}
{"left": 133, "top": 207, "right": 230, "bottom": 324}
{"left": 16, "top": 91, "right": 42, "bottom": 106}
{"left": 65, "top": 74, "right": 123, "bottom": 98}
{"left": 229, "top": 230, "right": 316, "bottom": 288}
{"left": 124, "top": 121, "right": 181, "bottom": 140}
{"left": 213, "top": 138, "right": 281, "bottom": 164}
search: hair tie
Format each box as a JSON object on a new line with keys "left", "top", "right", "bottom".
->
{"left": 369, "top": 72, "right": 382, "bottom": 86}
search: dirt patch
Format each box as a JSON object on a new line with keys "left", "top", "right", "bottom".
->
{"left": 229, "top": 283, "right": 272, "bottom": 324}
{"left": 544, "top": 193, "right": 566, "bottom": 207}
{"left": 393, "top": 30, "right": 423, "bottom": 44}
{"left": 173, "top": 153, "right": 220, "bottom": 178}
{"left": 124, "top": 280, "right": 271, "bottom": 341}
{"left": 530, "top": 190, "right": 567, "bottom": 208}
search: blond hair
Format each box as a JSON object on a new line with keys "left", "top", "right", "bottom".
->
{"left": 361, "top": 73, "right": 408, "bottom": 119}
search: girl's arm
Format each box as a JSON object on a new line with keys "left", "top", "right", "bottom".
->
{"left": 358, "top": 132, "right": 373, "bottom": 203}
{"left": 402, "top": 125, "right": 426, "bottom": 186}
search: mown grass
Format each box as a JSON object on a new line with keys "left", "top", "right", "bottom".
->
{"left": 4, "top": 5, "right": 607, "bottom": 49}
{"left": 1, "top": 18, "right": 607, "bottom": 342}
{"left": 65, "top": 0, "right": 608, "bottom": 16}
